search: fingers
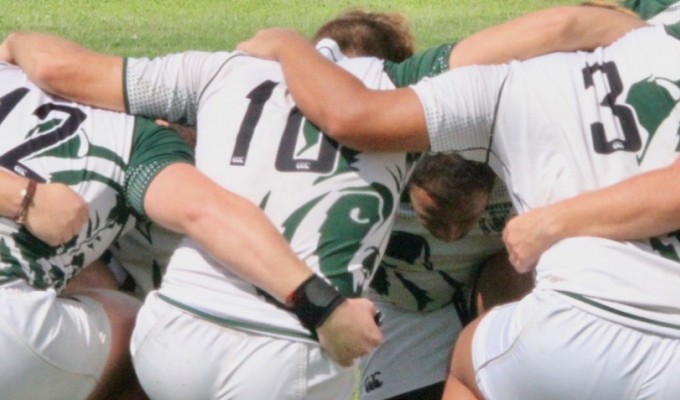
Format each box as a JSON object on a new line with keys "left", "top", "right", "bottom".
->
{"left": 316, "top": 298, "right": 383, "bottom": 367}
{"left": 24, "top": 183, "right": 89, "bottom": 245}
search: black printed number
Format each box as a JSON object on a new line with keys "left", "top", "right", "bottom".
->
{"left": 582, "top": 62, "right": 641, "bottom": 154}
{"left": 229, "top": 80, "right": 338, "bottom": 173}
{"left": 0, "top": 88, "right": 87, "bottom": 181}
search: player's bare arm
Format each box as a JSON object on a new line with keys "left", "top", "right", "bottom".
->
{"left": 504, "top": 157, "right": 680, "bottom": 272}
{"left": 237, "top": 28, "right": 430, "bottom": 152}
{"left": 0, "top": 169, "right": 88, "bottom": 246}
{"left": 238, "top": 6, "right": 646, "bottom": 153}
{"left": 144, "top": 162, "right": 382, "bottom": 366}
{"left": 449, "top": 5, "right": 645, "bottom": 68}
{"left": 1, "top": 32, "right": 383, "bottom": 366}
{"left": 0, "top": 32, "right": 125, "bottom": 111}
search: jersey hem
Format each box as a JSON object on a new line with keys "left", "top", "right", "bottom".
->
{"left": 157, "top": 293, "right": 317, "bottom": 342}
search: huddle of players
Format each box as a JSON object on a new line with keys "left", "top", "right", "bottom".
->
{"left": 0, "top": 0, "right": 677, "bottom": 399}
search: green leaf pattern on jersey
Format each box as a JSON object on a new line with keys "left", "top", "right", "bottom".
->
{"left": 300, "top": 120, "right": 325, "bottom": 155}
{"left": 371, "top": 230, "right": 461, "bottom": 311}
{"left": 650, "top": 230, "right": 680, "bottom": 262}
{"left": 626, "top": 77, "right": 680, "bottom": 263}
{"left": 280, "top": 183, "right": 394, "bottom": 297}
{"left": 625, "top": 77, "right": 680, "bottom": 163}
{"left": 271, "top": 117, "right": 409, "bottom": 297}
{"left": 1, "top": 121, "right": 131, "bottom": 292}
{"left": 0, "top": 238, "right": 28, "bottom": 284}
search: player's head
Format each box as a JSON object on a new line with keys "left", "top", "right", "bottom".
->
{"left": 313, "top": 9, "right": 415, "bottom": 62}
{"left": 408, "top": 152, "right": 495, "bottom": 242}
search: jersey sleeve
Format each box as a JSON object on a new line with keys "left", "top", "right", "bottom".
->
{"left": 383, "top": 44, "right": 454, "bottom": 87}
{"left": 125, "top": 117, "right": 195, "bottom": 217}
{"left": 124, "top": 51, "right": 232, "bottom": 125}
{"left": 411, "top": 64, "right": 509, "bottom": 160}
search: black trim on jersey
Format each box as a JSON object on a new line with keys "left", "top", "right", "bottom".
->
{"left": 157, "top": 293, "right": 316, "bottom": 341}
{"left": 317, "top": 44, "right": 342, "bottom": 62}
{"left": 123, "top": 58, "right": 131, "bottom": 114}
{"left": 196, "top": 52, "right": 249, "bottom": 107}
{"left": 484, "top": 73, "right": 509, "bottom": 166}
{"left": 557, "top": 290, "right": 680, "bottom": 331}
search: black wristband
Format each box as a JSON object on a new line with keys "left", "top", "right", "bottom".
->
{"left": 286, "top": 275, "right": 346, "bottom": 331}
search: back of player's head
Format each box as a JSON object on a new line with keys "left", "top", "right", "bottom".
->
{"left": 409, "top": 152, "right": 495, "bottom": 207}
{"left": 313, "top": 9, "right": 415, "bottom": 62}
{"left": 407, "top": 152, "right": 496, "bottom": 241}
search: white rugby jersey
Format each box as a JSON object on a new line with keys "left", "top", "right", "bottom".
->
{"left": 124, "top": 44, "right": 451, "bottom": 340}
{"left": 370, "top": 179, "right": 512, "bottom": 312}
{"left": 0, "top": 65, "right": 137, "bottom": 291}
{"left": 414, "top": 25, "right": 680, "bottom": 337}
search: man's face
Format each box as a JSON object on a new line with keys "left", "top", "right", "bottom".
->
{"left": 409, "top": 184, "right": 489, "bottom": 243}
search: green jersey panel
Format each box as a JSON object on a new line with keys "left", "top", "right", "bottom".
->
{"left": 384, "top": 44, "right": 455, "bottom": 87}
{"left": 622, "top": 0, "right": 676, "bottom": 19}
{"left": 126, "top": 117, "right": 195, "bottom": 216}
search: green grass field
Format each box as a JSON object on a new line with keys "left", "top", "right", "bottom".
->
{"left": 3, "top": 0, "right": 575, "bottom": 55}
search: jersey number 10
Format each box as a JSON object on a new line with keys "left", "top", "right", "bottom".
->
{"left": 229, "top": 80, "right": 339, "bottom": 173}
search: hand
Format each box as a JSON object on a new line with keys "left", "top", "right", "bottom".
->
{"left": 25, "top": 182, "right": 89, "bottom": 246}
{"left": 236, "top": 28, "right": 309, "bottom": 61}
{"left": 316, "top": 298, "right": 383, "bottom": 367}
{"left": 502, "top": 207, "right": 560, "bottom": 273}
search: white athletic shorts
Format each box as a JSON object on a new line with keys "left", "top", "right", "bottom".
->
{"left": 131, "top": 291, "right": 355, "bottom": 400}
{"left": 0, "top": 280, "right": 111, "bottom": 400}
{"left": 359, "top": 288, "right": 461, "bottom": 400}
{"left": 473, "top": 288, "right": 680, "bottom": 400}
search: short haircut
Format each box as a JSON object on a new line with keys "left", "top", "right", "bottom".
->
{"left": 408, "top": 152, "right": 496, "bottom": 213}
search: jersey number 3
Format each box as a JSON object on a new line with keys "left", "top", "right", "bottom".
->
{"left": 583, "top": 61, "right": 641, "bottom": 154}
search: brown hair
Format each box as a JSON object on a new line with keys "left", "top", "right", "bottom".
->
{"left": 313, "top": 9, "right": 415, "bottom": 62}
{"left": 408, "top": 152, "right": 495, "bottom": 216}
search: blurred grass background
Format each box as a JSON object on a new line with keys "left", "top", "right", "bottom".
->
{"left": 3, "top": 0, "right": 575, "bottom": 56}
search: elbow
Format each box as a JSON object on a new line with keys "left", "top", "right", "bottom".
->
{"left": 539, "top": 7, "right": 587, "bottom": 50}
{"left": 21, "top": 49, "right": 71, "bottom": 95}
{"left": 181, "top": 199, "right": 216, "bottom": 233}
{"left": 31, "top": 58, "right": 64, "bottom": 90}
{"left": 318, "top": 102, "right": 368, "bottom": 149}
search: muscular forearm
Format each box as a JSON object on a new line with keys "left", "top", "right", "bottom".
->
{"left": 548, "top": 162, "right": 680, "bottom": 241}
{"left": 450, "top": 6, "right": 646, "bottom": 68}
{"left": 1, "top": 32, "right": 125, "bottom": 111}
{"left": 504, "top": 159, "right": 680, "bottom": 271}
{"left": 185, "top": 193, "right": 313, "bottom": 302}
{"left": 145, "top": 163, "right": 312, "bottom": 302}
